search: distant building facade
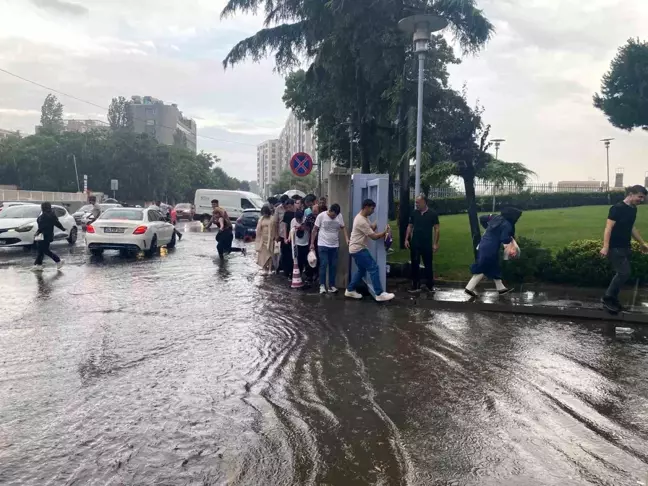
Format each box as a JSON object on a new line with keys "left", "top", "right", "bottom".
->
{"left": 556, "top": 181, "right": 606, "bottom": 192}
{"left": 0, "top": 128, "right": 19, "bottom": 140}
{"left": 35, "top": 119, "right": 108, "bottom": 134}
{"left": 129, "top": 95, "right": 197, "bottom": 153}
{"left": 257, "top": 139, "right": 281, "bottom": 198}
{"left": 278, "top": 112, "right": 317, "bottom": 171}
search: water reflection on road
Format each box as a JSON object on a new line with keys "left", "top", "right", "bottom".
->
{"left": 0, "top": 224, "right": 647, "bottom": 485}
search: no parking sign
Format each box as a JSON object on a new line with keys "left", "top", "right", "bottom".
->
{"left": 289, "top": 152, "right": 313, "bottom": 177}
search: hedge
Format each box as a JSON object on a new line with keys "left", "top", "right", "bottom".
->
{"left": 501, "top": 238, "right": 648, "bottom": 287}
{"left": 394, "top": 191, "right": 625, "bottom": 217}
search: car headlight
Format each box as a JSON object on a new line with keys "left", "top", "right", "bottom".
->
{"left": 15, "top": 224, "right": 34, "bottom": 233}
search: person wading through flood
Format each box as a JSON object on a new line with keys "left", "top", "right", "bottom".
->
{"left": 33, "top": 202, "right": 65, "bottom": 271}
{"left": 464, "top": 207, "right": 522, "bottom": 297}
{"left": 345, "top": 199, "right": 395, "bottom": 302}
{"left": 404, "top": 195, "right": 440, "bottom": 293}
{"left": 600, "top": 184, "right": 648, "bottom": 313}
{"left": 205, "top": 200, "right": 246, "bottom": 260}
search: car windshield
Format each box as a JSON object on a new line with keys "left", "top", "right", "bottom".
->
{"left": 99, "top": 209, "right": 143, "bottom": 221}
{"left": 77, "top": 204, "right": 94, "bottom": 212}
{"left": 249, "top": 196, "right": 264, "bottom": 208}
{"left": 0, "top": 205, "right": 41, "bottom": 219}
{"left": 176, "top": 203, "right": 191, "bottom": 209}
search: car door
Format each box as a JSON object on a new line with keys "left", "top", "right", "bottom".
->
{"left": 52, "top": 207, "right": 69, "bottom": 241}
{"left": 148, "top": 210, "right": 171, "bottom": 244}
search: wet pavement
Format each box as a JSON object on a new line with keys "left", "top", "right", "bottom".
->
{"left": 1, "top": 223, "right": 648, "bottom": 485}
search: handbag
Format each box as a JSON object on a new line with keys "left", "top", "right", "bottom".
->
{"left": 35, "top": 233, "right": 44, "bottom": 242}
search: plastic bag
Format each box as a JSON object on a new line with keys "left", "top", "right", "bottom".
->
{"left": 503, "top": 239, "right": 521, "bottom": 260}
{"left": 34, "top": 233, "right": 44, "bottom": 242}
{"left": 307, "top": 250, "right": 317, "bottom": 268}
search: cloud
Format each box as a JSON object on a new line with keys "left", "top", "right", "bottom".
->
{"left": 30, "top": 0, "right": 88, "bottom": 16}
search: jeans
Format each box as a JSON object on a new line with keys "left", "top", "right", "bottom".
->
{"left": 605, "top": 247, "right": 632, "bottom": 301}
{"left": 348, "top": 249, "right": 383, "bottom": 295}
{"left": 318, "top": 246, "right": 338, "bottom": 287}
{"left": 410, "top": 244, "right": 434, "bottom": 289}
{"left": 35, "top": 239, "right": 60, "bottom": 265}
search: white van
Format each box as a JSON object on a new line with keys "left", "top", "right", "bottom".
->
{"left": 194, "top": 189, "right": 264, "bottom": 223}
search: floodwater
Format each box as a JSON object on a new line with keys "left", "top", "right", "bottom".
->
{"left": 1, "top": 223, "right": 647, "bottom": 485}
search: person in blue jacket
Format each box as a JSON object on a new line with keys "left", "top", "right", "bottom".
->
{"left": 464, "top": 207, "right": 522, "bottom": 297}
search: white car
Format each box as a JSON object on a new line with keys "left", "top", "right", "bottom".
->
{"left": 85, "top": 207, "right": 177, "bottom": 256}
{"left": 0, "top": 204, "right": 78, "bottom": 250}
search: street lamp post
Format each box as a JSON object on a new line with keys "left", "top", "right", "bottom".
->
{"left": 601, "top": 138, "right": 614, "bottom": 203}
{"left": 399, "top": 14, "right": 448, "bottom": 198}
{"left": 491, "top": 138, "right": 506, "bottom": 160}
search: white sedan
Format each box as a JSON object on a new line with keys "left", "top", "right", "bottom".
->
{"left": 0, "top": 203, "right": 78, "bottom": 250}
{"left": 85, "top": 207, "right": 177, "bottom": 256}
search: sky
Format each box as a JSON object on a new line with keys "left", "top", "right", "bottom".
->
{"left": 0, "top": 0, "right": 646, "bottom": 185}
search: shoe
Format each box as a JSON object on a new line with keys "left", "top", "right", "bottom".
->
{"left": 177, "top": 232, "right": 183, "bottom": 241}
{"left": 345, "top": 290, "right": 363, "bottom": 300}
{"left": 375, "top": 292, "right": 395, "bottom": 302}
{"left": 32, "top": 265, "right": 44, "bottom": 272}
{"left": 328, "top": 287, "right": 338, "bottom": 294}
{"left": 498, "top": 288, "right": 513, "bottom": 295}
{"left": 601, "top": 297, "right": 621, "bottom": 313}
{"left": 319, "top": 285, "right": 327, "bottom": 294}
{"left": 464, "top": 288, "right": 478, "bottom": 298}
{"left": 241, "top": 247, "right": 247, "bottom": 256}
{"left": 421, "top": 284, "right": 435, "bottom": 293}
{"left": 408, "top": 287, "right": 422, "bottom": 294}
{"left": 56, "top": 260, "right": 64, "bottom": 271}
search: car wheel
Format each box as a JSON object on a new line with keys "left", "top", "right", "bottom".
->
{"left": 67, "top": 226, "right": 78, "bottom": 245}
{"left": 90, "top": 248, "right": 104, "bottom": 256}
{"left": 145, "top": 235, "right": 158, "bottom": 257}
{"left": 167, "top": 230, "right": 177, "bottom": 249}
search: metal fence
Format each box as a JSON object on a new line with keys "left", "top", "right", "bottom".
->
{"left": 0, "top": 190, "right": 87, "bottom": 203}
{"left": 395, "top": 183, "right": 615, "bottom": 200}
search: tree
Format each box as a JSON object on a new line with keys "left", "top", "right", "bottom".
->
{"left": 108, "top": 96, "right": 133, "bottom": 130}
{"left": 594, "top": 38, "right": 648, "bottom": 132}
{"left": 40, "top": 94, "right": 64, "bottom": 135}
{"left": 239, "top": 180, "right": 251, "bottom": 191}
{"left": 270, "top": 169, "right": 317, "bottom": 195}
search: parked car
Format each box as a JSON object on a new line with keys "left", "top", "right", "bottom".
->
{"left": 72, "top": 204, "right": 95, "bottom": 225}
{"left": 174, "top": 203, "right": 194, "bottom": 221}
{"left": 234, "top": 209, "right": 260, "bottom": 239}
{"left": 85, "top": 207, "right": 177, "bottom": 257}
{"left": 194, "top": 189, "right": 264, "bottom": 224}
{"left": 0, "top": 203, "right": 77, "bottom": 250}
{"left": 0, "top": 201, "right": 30, "bottom": 213}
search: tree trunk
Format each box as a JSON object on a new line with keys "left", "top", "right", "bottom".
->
{"left": 359, "top": 121, "right": 371, "bottom": 174}
{"left": 463, "top": 171, "right": 481, "bottom": 259}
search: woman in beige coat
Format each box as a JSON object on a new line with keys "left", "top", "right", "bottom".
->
{"left": 255, "top": 205, "right": 277, "bottom": 273}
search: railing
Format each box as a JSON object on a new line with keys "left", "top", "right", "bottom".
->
{"left": 395, "top": 183, "right": 616, "bottom": 200}
{"left": 0, "top": 190, "right": 87, "bottom": 203}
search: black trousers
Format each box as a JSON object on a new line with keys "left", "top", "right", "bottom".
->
{"left": 410, "top": 245, "right": 434, "bottom": 289}
{"left": 281, "top": 240, "right": 294, "bottom": 276}
{"left": 605, "top": 247, "right": 632, "bottom": 301}
{"left": 35, "top": 240, "right": 60, "bottom": 265}
{"left": 296, "top": 245, "right": 311, "bottom": 277}
{"left": 216, "top": 229, "right": 243, "bottom": 259}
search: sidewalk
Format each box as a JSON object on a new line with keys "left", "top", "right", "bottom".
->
{"left": 387, "top": 281, "right": 648, "bottom": 326}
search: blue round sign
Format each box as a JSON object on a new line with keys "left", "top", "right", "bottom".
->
{"left": 290, "top": 152, "right": 313, "bottom": 177}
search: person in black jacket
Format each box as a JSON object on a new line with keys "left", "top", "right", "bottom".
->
{"left": 33, "top": 202, "right": 65, "bottom": 271}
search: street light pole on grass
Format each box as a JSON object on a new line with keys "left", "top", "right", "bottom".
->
{"left": 601, "top": 138, "right": 614, "bottom": 203}
{"left": 398, "top": 14, "right": 448, "bottom": 199}
{"left": 490, "top": 139, "right": 506, "bottom": 211}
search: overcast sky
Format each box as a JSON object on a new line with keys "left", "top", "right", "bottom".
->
{"left": 1, "top": 0, "right": 646, "bottom": 185}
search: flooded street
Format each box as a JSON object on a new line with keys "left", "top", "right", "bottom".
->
{"left": 1, "top": 224, "right": 647, "bottom": 486}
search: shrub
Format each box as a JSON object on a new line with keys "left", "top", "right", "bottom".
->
{"left": 552, "top": 239, "right": 648, "bottom": 287}
{"left": 502, "top": 236, "right": 553, "bottom": 283}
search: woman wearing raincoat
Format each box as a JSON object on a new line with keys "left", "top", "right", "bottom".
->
{"left": 464, "top": 207, "right": 522, "bottom": 297}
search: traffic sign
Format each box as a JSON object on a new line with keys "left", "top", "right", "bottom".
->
{"left": 110, "top": 179, "right": 119, "bottom": 191}
{"left": 289, "top": 152, "right": 313, "bottom": 177}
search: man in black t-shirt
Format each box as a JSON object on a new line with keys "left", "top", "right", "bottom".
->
{"left": 601, "top": 184, "right": 648, "bottom": 312}
{"left": 405, "top": 195, "right": 440, "bottom": 292}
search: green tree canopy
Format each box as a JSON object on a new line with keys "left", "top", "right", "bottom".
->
{"left": 270, "top": 169, "right": 317, "bottom": 195}
{"left": 594, "top": 38, "right": 648, "bottom": 131}
{"left": 40, "top": 94, "right": 64, "bottom": 135}
{"left": 108, "top": 96, "right": 133, "bottom": 130}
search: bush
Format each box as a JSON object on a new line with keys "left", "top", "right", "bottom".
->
{"left": 394, "top": 191, "right": 625, "bottom": 221}
{"left": 502, "top": 236, "right": 553, "bottom": 283}
{"left": 552, "top": 239, "right": 648, "bottom": 287}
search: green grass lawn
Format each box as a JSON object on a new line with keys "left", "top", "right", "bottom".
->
{"left": 388, "top": 205, "right": 648, "bottom": 281}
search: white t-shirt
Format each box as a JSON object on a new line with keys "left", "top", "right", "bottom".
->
{"left": 290, "top": 218, "right": 310, "bottom": 246}
{"left": 315, "top": 212, "right": 345, "bottom": 248}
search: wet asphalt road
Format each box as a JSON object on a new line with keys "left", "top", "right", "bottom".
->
{"left": 1, "top": 223, "right": 648, "bottom": 486}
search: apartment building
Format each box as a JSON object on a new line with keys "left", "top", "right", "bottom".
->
{"left": 0, "top": 128, "right": 19, "bottom": 140}
{"left": 278, "top": 112, "right": 317, "bottom": 171}
{"left": 129, "top": 95, "right": 197, "bottom": 153}
{"left": 257, "top": 139, "right": 281, "bottom": 198}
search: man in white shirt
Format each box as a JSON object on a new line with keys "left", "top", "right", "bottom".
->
{"left": 345, "top": 199, "right": 395, "bottom": 302}
{"left": 311, "top": 203, "right": 349, "bottom": 294}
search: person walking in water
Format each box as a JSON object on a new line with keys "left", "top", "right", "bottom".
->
{"left": 404, "top": 195, "right": 440, "bottom": 293}
{"left": 464, "top": 207, "right": 522, "bottom": 297}
{"left": 345, "top": 199, "right": 395, "bottom": 302}
{"left": 206, "top": 205, "right": 246, "bottom": 260}
{"left": 600, "top": 185, "right": 648, "bottom": 313}
{"left": 33, "top": 202, "right": 65, "bottom": 271}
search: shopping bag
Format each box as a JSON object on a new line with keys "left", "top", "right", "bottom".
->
{"left": 307, "top": 250, "right": 317, "bottom": 268}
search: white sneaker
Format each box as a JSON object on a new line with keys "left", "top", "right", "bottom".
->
{"left": 375, "top": 292, "right": 395, "bottom": 302}
{"left": 32, "top": 264, "right": 44, "bottom": 272}
{"left": 328, "top": 287, "right": 338, "bottom": 294}
{"left": 319, "top": 285, "right": 327, "bottom": 294}
{"left": 56, "top": 260, "right": 64, "bottom": 271}
{"left": 345, "top": 290, "right": 363, "bottom": 300}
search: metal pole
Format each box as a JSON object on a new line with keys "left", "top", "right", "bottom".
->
{"left": 495, "top": 145, "right": 500, "bottom": 160}
{"left": 349, "top": 121, "right": 353, "bottom": 172}
{"left": 606, "top": 142, "right": 610, "bottom": 204}
{"left": 72, "top": 154, "right": 80, "bottom": 192}
{"left": 414, "top": 52, "right": 425, "bottom": 197}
